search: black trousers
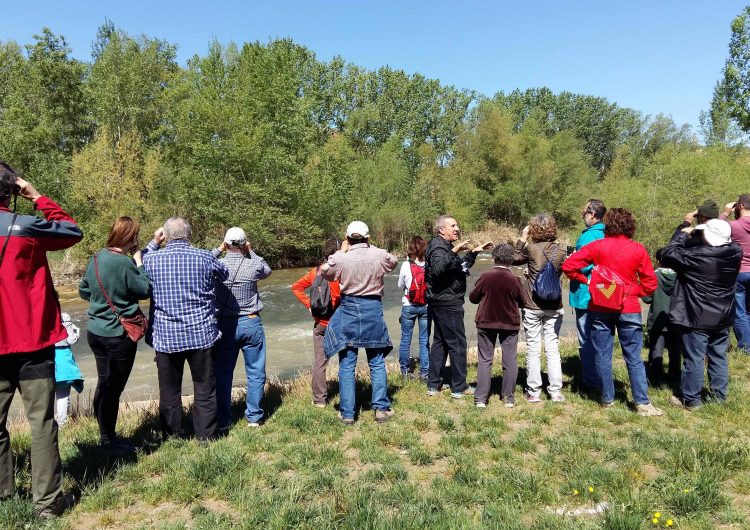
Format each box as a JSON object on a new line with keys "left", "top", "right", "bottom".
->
{"left": 88, "top": 331, "right": 137, "bottom": 444}
{"left": 647, "top": 326, "right": 681, "bottom": 383}
{"left": 427, "top": 305, "right": 468, "bottom": 392}
{"left": 155, "top": 348, "right": 217, "bottom": 441}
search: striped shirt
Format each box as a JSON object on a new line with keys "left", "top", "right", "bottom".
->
{"left": 212, "top": 249, "right": 272, "bottom": 316}
{"left": 321, "top": 243, "right": 398, "bottom": 297}
{"left": 143, "top": 240, "right": 229, "bottom": 353}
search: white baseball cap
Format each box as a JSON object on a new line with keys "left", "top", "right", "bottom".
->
{"left": 695, "top": 218, "right": 732, "bottom": 247}
{"left": 346, "top": 221, "right": 370, "bottom": 239}
{"left": 224, "top": 227, "right": 246, "bottom": 245}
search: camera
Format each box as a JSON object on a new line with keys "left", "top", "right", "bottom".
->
{"left": 566, "top": 245, "right": 575, "bottom": 256}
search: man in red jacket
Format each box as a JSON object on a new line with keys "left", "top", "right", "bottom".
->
{"left": 0, "top": 162, "right": 82, "bottom": 518}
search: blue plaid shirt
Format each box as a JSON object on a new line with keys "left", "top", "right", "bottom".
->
{"left": 143, "top": 240, "right": 230, "bottom": 353}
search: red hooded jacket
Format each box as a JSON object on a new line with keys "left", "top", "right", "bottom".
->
{"left": 0, "top": 196, "right": 83, "bottom": 354}
{"left": 562, "top": 235, "right": 657, "bottom": 314}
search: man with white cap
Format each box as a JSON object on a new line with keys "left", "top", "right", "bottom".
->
{"left": 211, "top": 227, "right": 271, "bottom": 432}
{"left": 321, "top": 221, "right": 398, "bottom": 425}
{"left": 661, "top": 218, "right": 743, "bottom": 410}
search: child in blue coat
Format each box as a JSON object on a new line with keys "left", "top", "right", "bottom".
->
{"left": 55, "top": 313, "right": 84, "bottom": 426}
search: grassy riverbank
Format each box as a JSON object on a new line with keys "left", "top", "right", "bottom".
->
{"left": 4, "top": 345, "right": 750, "bottom": 530}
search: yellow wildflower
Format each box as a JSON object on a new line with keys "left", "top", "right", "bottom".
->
{"left": 654, "top": 512, "right": 661, "bottom": 518}
{"left": 573, "top": 489, "right": 579, "bottom": 495}
{"left": 666, "top": 520, "right": 673, "bottom": 527}
{"left": 588, "top": 486, "right": 594, "bottom": 492}
{"left": 652, "top": 518, "right": 659, "bottom": 524}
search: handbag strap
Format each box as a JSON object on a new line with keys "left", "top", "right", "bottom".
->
{"left": 93, "top": 253, "right": 121, "bottom": 319}
{"left": 0, "top": 213, "right": 18, "bottom": 271}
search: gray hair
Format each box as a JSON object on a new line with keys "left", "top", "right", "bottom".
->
{"left": 163, "top": 217, "right": 192, "bottom": 241}
{"left": 433, "top": 214, "right": 455, "bottom": 237}
{"left": 492, "top": 243, "right": 514, "bottom": 266}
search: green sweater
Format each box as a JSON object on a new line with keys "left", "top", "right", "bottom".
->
{"left": 79, "top": 249, "right": 151, "bottom": 337}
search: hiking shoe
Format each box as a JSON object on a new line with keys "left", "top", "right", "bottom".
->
{"left": 669, "top": 395, "right": 702, "bottom": 411}
{"left": 451, "top": 386, "right": 476, "bottom": 399}
{"left": 38, "top": 493, "right": 75, "bottom": 519}
{"left": 636, "top": 403, "right": 664, "bottom": 417}
{"left": 503, "top": 396, "right": 516, "bottom": 408}
{"left": 549, "top": 392, "right": 566, "bottom": 403}
{"left": 312, "top": 401, "right": 326, "bottom": 409}
{"left": 524, "top": 391, "right": 541, "bottom": 404}
{"left": 338, "top": 412, "right": 355, "bottom": 426}
{"left": 99, "top": 440, "right": 136, "bottom": 456}
{"left": 375, "top": 409, "right": 396, "bottom": 423}
{"left": 475, "top": 401, "right": 487, "bottom": 409}
{"left": 600, "top": 401, "right": 614, "bottom": 409}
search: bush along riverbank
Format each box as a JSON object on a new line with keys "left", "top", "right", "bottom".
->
{"left": 4, "top": 344, "right": 750, "bottom": 529}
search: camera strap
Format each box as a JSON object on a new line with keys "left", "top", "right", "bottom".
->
{"left": 0, "top": 213, "right": 18, "bottom": 272}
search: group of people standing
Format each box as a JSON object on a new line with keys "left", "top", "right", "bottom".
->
{"left": 1, "top": 156, "right": 748, "bottom": 518}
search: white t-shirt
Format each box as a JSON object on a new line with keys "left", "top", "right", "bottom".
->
{"left": 397, "top": 259, "right": 425, "bottom": 306}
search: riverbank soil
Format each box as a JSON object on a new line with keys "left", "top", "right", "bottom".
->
{"left": 3, "top": 345, "right": 750, "bottom": 529}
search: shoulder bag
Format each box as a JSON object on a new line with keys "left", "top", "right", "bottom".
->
{"left": 94, "top": 253, "right": 148, "bottom": 342}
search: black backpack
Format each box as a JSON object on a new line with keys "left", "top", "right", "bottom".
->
{"left": 310, "top": 271, "right": 334, "bottom": 319}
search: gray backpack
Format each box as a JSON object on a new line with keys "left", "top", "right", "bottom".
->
{"left": 310, "top": 270, "right": 334, "bottom": 318}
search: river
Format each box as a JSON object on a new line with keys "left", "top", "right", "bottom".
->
{"left": 18, "top": 257, "right": 591, "bottom": 416}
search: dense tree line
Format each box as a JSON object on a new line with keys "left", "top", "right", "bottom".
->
{"left": 1, "top": 23, "right": 748, "bottom": 266}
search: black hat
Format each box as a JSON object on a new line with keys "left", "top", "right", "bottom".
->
{"left": 697, "top": 199, "right": 719, "bottom": 219}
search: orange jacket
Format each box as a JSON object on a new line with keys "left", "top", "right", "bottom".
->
{"left": 291, "top": 267, "right": 341, "bottom": 326}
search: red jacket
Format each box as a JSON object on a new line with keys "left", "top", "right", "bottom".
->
{"left": 291, "top": 267, "right": 341, "bottom": 326}
{"left": 0, "top": 197, "right": 83, "bottom": 354}
{"left": 562, "top": 235, "right": 657, "bottom": 314}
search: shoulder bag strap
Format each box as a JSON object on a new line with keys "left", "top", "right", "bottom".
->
{"left": 0, "top": 213, "right": 18, "bottom": 272}
{"left": 93, "top": 253, "right": 121, "bottom": 318}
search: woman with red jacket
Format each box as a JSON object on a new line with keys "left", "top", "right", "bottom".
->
{"left": 563, "top": 208, "right": 663, "bottom": 416}
{"left": 291, "top": 239, "right": 341, "bottom": 407}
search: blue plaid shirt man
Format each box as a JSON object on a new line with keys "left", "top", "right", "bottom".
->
{"left": 143, "top": 239, "right": 230, "bottom": 353}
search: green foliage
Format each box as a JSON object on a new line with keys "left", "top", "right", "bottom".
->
{"left": 2, "top": 22, "right": 749, "bottom": 268}
{"left": 720, "top": 6, "right": 750, "bottom": 133}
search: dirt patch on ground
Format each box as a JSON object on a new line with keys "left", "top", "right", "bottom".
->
{"left": 69, "top": 501, "right": 192, "bottom": 530}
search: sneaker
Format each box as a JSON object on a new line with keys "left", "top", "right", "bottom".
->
{"left": 451, "top": 386, "right": 476, "bottom": 399}
{"left": 549, "top": 392, "right": 566, "bottom": 403}
{"left": 38, "top": 493, "right": 75, "bottom": 519}
{"left": 669, "top": 395, "right": 702, "bottom": 411}
{"left": 247, "top": 421, "right": 261, "bottom": 428}
{"left": 427, "top": 387, "right": 439, "bottom": 396}
{"left": 375, "top": 409, "right": 395, "bottom": 423}
{"left": 312, "top": 401, "right": 326, "bottom": 409}
{"left": 503, "top": 396, "right": 516, "bottom": 408}
{"left": 524, "top": 391, "right": 541, "bottom": 404}
{"left": 475, "top": 401, "right": 487, "bottom": 408}
{"left": 636, "top": 403, "right": 664, "bottom": 417}
{"left": 338, "top": 412, "right": 355, "bottom": 426}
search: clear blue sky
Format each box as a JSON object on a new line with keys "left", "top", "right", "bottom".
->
{"left": 4, "top": 1, "right": 748, "bottom": 131}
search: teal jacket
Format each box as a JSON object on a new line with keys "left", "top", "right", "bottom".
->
{"left": 568, "top": 222, "right": 605, "bottom": 309}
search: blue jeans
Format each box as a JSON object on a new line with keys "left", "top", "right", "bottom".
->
{"left": 398, "top": 304, "right": 429, "bottom": 375}
{"left": 338, "top": 347, "right": 391, "bottom": 420}
{"left": 588, "top": 311, "right": 650, "bottom": 405}
{"left": 678, "top": 326, "right": 730, "bottom": 407}
{"left": 734, "top": 272, "right": 750, "bottom": 352}
{"left": 214, "top": 316, "right": 267, "bottom": 426}
{"left": 574, "top": 308, "right": 599, "bottom": 389}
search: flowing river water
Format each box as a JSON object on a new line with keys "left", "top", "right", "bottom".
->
{"left": 13, "top": 256, "right": 593, "bottom": 418}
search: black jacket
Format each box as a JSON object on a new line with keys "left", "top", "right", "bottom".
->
{"left": 425, "top": 236, "right": 478, "bottom": 307}
{"left": 661, "top": 232, "right": 743, "bottom": 330}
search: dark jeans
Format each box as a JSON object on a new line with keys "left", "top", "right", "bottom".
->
{"left": 87, "top": 331, "right": 137, "bottom": 444}
{"left": 678, "top": 326, "right": 730, "bottom": 407}
{"left": 0, "top": 348, "right": 63, "bottom": 510}
{"left": 734, "top": 272, "right": 750, "bottom": 352}
{"left": 574, "top": 308, "right": 599, "bottom": 388}
{"left": 475, "top": 328, "right": 518, "bottom": 404}
{"left": 647, "top": 326, "right": 681, "bottom": 384}
{"left": 156, "top": 348, "right": 217, "bottom": 441}
{"left": 427, "top": 305, "right": 468, "bottom": 392}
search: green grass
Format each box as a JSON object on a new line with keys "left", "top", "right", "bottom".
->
{"left": 4, "top": 344, "right": 750, "bottom": 529}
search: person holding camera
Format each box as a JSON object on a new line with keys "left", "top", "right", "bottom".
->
{"left": 721, "top": 196, "right": 750, "bottom": 354}
{"left": 211, "top": 227, "right": 272, "bottom": 432}
{"left": 425, "top": 215, "right": 491, "bottom": 399}
{"left": 0, "top": 162, "right": 82, "bottom": 518}
{"left": 143, "top": 218, "right": 229, "bottom": 442}
{"left": 79, "top": 216, "right": 151, "bottom": 453}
